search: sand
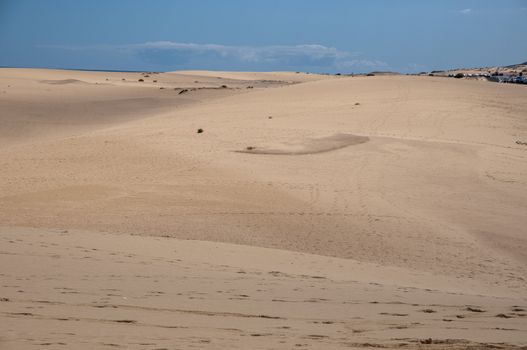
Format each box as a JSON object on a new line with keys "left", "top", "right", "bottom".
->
{"left": 1, "top": 68, "right": 526, "bottom": 349}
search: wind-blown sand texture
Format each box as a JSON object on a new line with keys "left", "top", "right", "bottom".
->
{"left": 1, "top": 68, "right": 526, "bottom": 349}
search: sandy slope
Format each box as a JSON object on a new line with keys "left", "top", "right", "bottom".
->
{"left": 1, "top": 68, "right": 527, "bottom": 348}
{"left": 0, "top": 68, "right": 314, "bottom": 147}
{"left": 2, "top": 227, "right": 526, "bottom": 349}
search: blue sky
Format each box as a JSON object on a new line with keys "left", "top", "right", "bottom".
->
{"left": 1, "top": 0, "right": 526, "bottom": 73}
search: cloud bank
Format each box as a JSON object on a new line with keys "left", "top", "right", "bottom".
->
{"left": 41, "top": 41, "right": 387, "bottom": 72}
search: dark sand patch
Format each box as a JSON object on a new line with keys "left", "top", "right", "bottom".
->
{"left": 40, "top": 79, "right": 88, "bottom": 85}
{"left": 237, "top": 133, "right": 369, "bottom": 155}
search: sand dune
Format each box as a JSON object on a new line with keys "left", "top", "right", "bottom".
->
{"left": 1, "top": 68, "right": 526, "bottom": 348}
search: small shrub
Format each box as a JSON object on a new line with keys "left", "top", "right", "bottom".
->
{"left": 221, "top": 85, "right": 228, "bottom": 88}
{"left": 138, "top": 79, "right": 144, "bottom": 82}
{"left": 466, "top": 306, "right": 485, "bottom": 313}
{"left": 197, "top": 128, "right": 203, "bottom": 134}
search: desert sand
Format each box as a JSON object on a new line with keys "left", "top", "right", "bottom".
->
{"left": 1, "top": 68, "right": 526, "bottom": 349}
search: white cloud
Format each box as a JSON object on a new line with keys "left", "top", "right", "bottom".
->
{"left": 127, "top": 41, "right": 386, "bottom": 69}
{"left": 459, "top": 8, "right": 472, "bottom": 14}
{"left": 40, "top": 41, "right": 387, "bottom": 72}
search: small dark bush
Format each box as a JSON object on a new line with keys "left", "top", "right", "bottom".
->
{"left": 179, "top": 89, "right": 188, "bottom": 94}
{"left": 466, "top": 306, "right": 485, "bottom": 313}
{"left": 366, "top": 73, "right": 375, "bottom": 76}
{"left": 422, "top": 309, "right": 436, "bottom": 313}
{"left": 454, "top": 73, "right": 464, "bottom": 79}
{"left": 221, "top": 85, "right": 228, "bottom": 88}
{"left": 138, "top": 79, "right": 144, "bottom": 82}
{"left": 197, "top": 128, "right": 203, "bottom": 134}
{"left": 153, "top": 80, "right": 157, "bottom": 83}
